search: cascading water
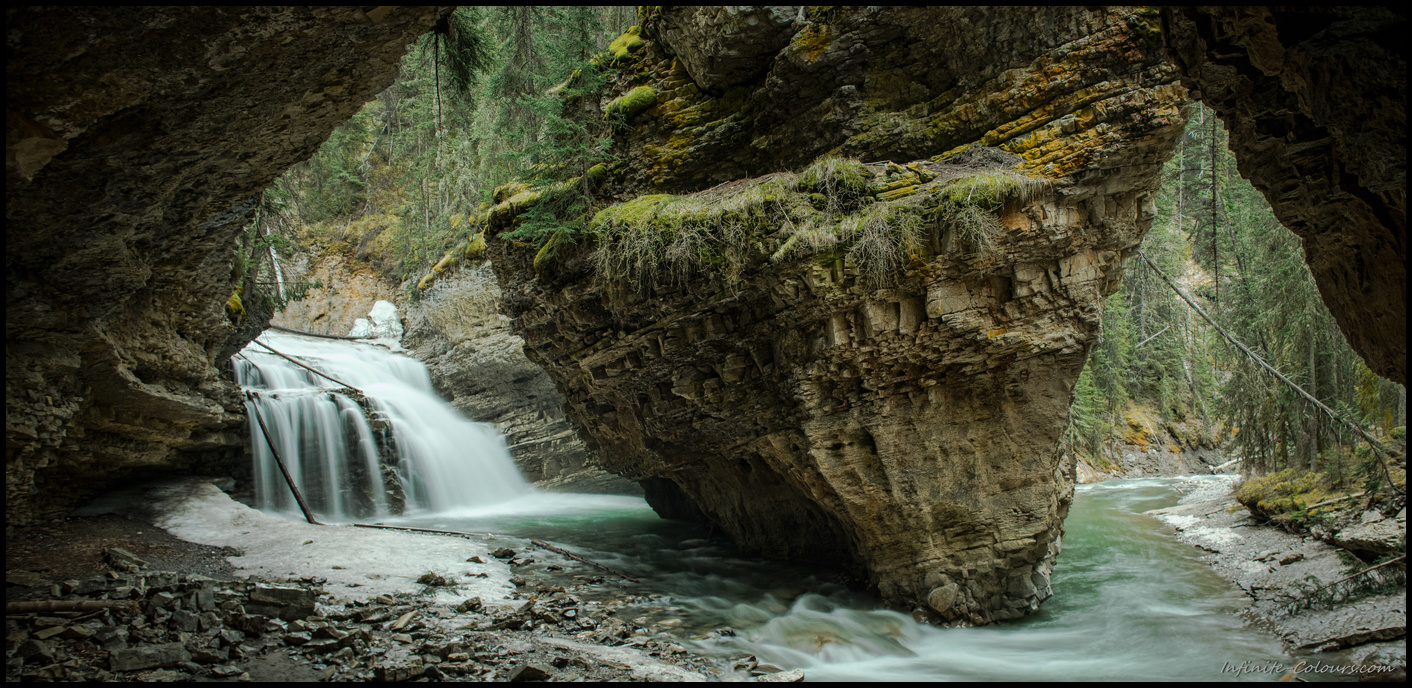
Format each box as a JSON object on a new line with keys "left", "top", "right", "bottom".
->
{"left": 234, "top": 330, "right": 529, "bottom": 521}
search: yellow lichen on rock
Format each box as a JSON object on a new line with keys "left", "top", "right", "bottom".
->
{"left": 225, "top": 288, "right": 245, "bottom": 321}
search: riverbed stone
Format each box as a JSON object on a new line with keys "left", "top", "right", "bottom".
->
{"left": 1333, "top": 518, "right": 1404, "bottom": 557}
{"left": 246, "top": 584, "right": 315, "bottom": 620}
{"left": 110, "top": 643, "right": 191, "bottom": 672}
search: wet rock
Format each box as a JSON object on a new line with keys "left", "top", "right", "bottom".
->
{"left": 492, "top": 548, "right": 518, "bottom": 559}
{"left": 417, "top": 572, "right": 448, "bottom": 586}
{"left": 32, "top": 626, "right": 67, "bottom": 641}
{"left": 169, "top": 609, "right": 199, "bottom": 633}
{"left": 300, "top": 638, "right": 341, "bottom": 654}
{"left": 190, "top": 647, "right": 229, "bottom": 664}
{"left": 246, "top": 584, "right": 316, "bottom": 620}
{"left": 757, "top": 668, "right": 806, "bottom": 682}
{"left": 1333, "top": 518, "right": 1403, "bottom": 557}
{"left": 105, "top": 548, "right": 148, "bottom": 571}
{"left": 16, "top": 639, "right": 55, "bottom": 663}
{"left": 110, "top": 642, "right": 191, "bottom": 672}
{"left": 466, "top": 556, "right": 485, "bottom": 564}
{"left": 1279, "top": 552, "right": 1305, "bottom": 566}
{"left": 282, "top": 632, "right": 312, "bottom": 646}
{"left": 456, "top": 597, "right": 484, "bottom": 613}
{"left": 510, "top": 576, "right": 527, "bottom": 588}
{"left": 374, "top": 659, "right": 424, "bottom": 682}
{"left": 508, "top": 663, "right": 552, "bottom": 681}
{"left": 210, "top": 664, "right": 245, "bottom": 678}
{"left": 93, "top": 625, "right": 129, "bottom": 651}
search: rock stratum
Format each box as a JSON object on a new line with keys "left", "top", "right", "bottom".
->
{"left": 6, "top": 7, "right": 447, "bottom": 528}
{"left": 488, "top": 6, "right": 1188, "bottom": 622}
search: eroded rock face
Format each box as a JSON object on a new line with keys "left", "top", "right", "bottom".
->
{"left": 272, "top": 255, "right": 405, "bottom": 338}
{"left": 490, "top": 7, "right": 1187, "bottom": 621}
{"left": 5, "top": 7, "right": 446, "bottom": 528}
{"left": 1164, "top": 7, "right": 1407, "bottom": 384}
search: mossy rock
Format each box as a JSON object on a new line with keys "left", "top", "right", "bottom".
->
{"left": 606, "top": 86, "right": 659, "bottom": 126}
{"left": 1236, "top": 468, "right": 1344, "bottom": 523}
{"left": 533, "top": 231, "right": 570, "bottom": 279}
{"left": 464, "top": 231, "right": 487, "bottom": 259}
{"left": 493, "top": 181, "right": 531, "bottom": 205}
{"left": 606, "top": 25, "right": 645, "bottom": 63}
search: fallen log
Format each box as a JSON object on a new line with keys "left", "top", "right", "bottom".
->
{"left": 352, "top": 523, "right": 487, "bottom": 539}
{"left": 532, "top": 539, "right": 640, "bottom": 583}
{"left": 268, "top": 324, "right": 365, "bottom": 341}
{"left": 1303, "top": 492, "right": 1367, "bottom": 511}
{"left": 6, "top": 600, "right": 139, "bottom": 614}
{"left": 249, "top": 339, "right": 363, "bottom": 392}
{"left": 245, "top": 390, "right": 323, "bottom": 526}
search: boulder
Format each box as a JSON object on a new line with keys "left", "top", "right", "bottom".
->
{"left": 110, "top": 643, "right": 191, "bottom": 672}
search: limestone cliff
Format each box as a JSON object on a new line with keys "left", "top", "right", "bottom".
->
{"left": 1164, "top": 7, "right": 1407, "bottom": 384}
{"left": 488, "top": 7, "right": 1188, "bottom": 622}
{"left": 6, "top": 7, "right": 446, "bottom": 528}
{"left": 271, "top": 254, "right": 406, "bottom": 338}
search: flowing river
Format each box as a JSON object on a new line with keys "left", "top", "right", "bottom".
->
{"left": 393, "top": 479, "right": 1295, "bottom": 681}
{"left": 238, "top": 330, "right": 1299, "bottom": 681}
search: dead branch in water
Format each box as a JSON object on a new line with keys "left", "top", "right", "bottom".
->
{"left": 352, "top": 523, "right": 488, "bottom": 539}
{"left": 244, "top": 389, "right": 323, "bottom": 526}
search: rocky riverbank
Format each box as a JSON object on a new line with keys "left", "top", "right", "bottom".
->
{"left": 5, "top": 479, "right": 803, "bottom": 682}
{"left": 1147, "top": 477, "right": 1405, "bottom": 679}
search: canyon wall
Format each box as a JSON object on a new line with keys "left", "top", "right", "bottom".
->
{"left": 6, "top": 7, "right": 447, "bottom": 528}
{"left": 488, "top": 7, "right": 1189, "bottom": 621}
{"left": 5, "top": 5, "right": 1401, "bottom": 629}
{"left": 1164, "top": 7, "right": 1406, "bottom": 384}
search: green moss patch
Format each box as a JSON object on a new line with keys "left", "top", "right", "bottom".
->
{"left": 589, "top": 156, "right": 1048, "bottom": 289}
{"left": 1236, "top": 468, "right": 1346, "bottom": 526}
{"left": 606, "top": 86, "right": 658, "bottom": 127}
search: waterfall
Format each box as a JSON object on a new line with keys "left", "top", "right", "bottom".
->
{"left": 234, "top": 330, "right": 529, "bottom": 521}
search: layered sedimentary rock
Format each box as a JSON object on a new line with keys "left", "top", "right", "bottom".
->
{"left": 489, "top": 7, "right": 1188, "bottom": 621}
{"left": 1164, "top": 7, "right": 1407, "bottom": 384}
{"left": 6, "top": 7, "right": 446, "bottom": 528}
{"left": 271, "top": 254, "right": 405, "bottom": 338}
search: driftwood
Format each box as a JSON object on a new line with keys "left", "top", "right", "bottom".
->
{"left": 269, "top": 324, "right": 366, "bottom": 341}
{"left": 532, "top": 539, "right": 640, "bottom": 583}
{"left": 6, "top": 600, "right": 138, "bottom": 614}
{"left": 1303, "top": 492, "right": 1367, "bottom": 511}
{"left": 352, "top": 523, "right": 487, "bottom": 539}
{"left": 245, "top": 391, "right": 323, "bottom": 526}
{"left": 249, "top": 339, "right": 363, "bottom": 391}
